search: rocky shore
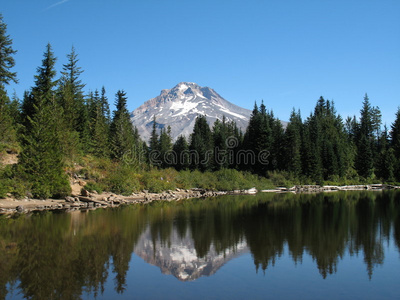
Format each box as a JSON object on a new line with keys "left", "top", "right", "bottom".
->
{"left": 1, "top": 184, "right": 399, "bottom": 215}
{"left": 0, "top": 188, "right": 229, "bottom": 215}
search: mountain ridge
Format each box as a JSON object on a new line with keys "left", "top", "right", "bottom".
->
{"left": 130, "top": 82, "right": 252, "bottom": 142}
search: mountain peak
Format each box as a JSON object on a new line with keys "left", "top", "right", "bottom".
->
{"left": 131, "top": 83, "right": 252, "bottom": 141}
{"left": 168, "top": 82, "right": 206, "bottom": 98}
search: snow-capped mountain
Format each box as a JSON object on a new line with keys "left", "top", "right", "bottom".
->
{"left": 130, "top": 82, "right": 252, "bottom": 142}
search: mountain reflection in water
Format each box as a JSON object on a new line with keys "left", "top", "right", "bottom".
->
{"left": 0, "top": 191, "right": 399, "bottom": 299}
{"left": 134, "top": 226, "right": 248, "bottom": 281}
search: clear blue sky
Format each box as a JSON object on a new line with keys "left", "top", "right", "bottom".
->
{"left": 2, "top": 0, "right": 399, "bottom": 125}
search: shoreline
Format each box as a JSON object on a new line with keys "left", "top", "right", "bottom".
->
{"left": 1, "top": 184, "right": 399, "bottom": 216}
{"left": 0, "top": 188, "right": 229, "bottom": 215}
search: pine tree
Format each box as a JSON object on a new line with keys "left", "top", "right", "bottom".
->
{"left": 110, "top": 90, "right": 138, "bottom": 162}
{"left": 0, "top": 14, "right": 17, "bottom": 86}
{"left": 149, "top": 115, "right": 159, "bottom": 152}
{"left": 0, "top": 14, "right": 18, "bottom": 150}
{"left": 212, "top": 117, "right": 228, "bottom": 169}
{"left": 355, "top": 94, "right": 375, "bottom": 179}
{"left": 58, "top": 46, "right": 88, "bottom": 155}
{"left": 189, "top": 115, "right": 213, "bottom": 171}
{"left": 0, "top": 91, "right": 21, "bottom": 147}
{"left": 88, "top": 90, "right": 110, "bottom": 157}
{"left": 258, "top": 102, "right": 273, "bottom": 173}
{"left": 21, "top": 91, "right": 34, "bottom": 128}
{"left": 343, "top": 115, "right": 358, "bottom": 177}
{"left": 226, "top": 118, "right": 243, "bottom": 168}
{"left": 284, "top": 109, "right": 302, "bottom": 177}
{"left": 100, "top": 86, "right": 111, "bottom": 124}
{"left": 391, "top": 108, "right": 400, "bottom": 181}
{"left": 59, "top": 46, "right": 85, "bottom": 127}
{"left": 269, "top": 112, "right": 285, "bottom": 171}
{"left": 242, "top": 102, "right": 263, "bottom": 173}
{"left": 356, "top": 134, "right": 374, "bottom": 179}
{"left": 159, "top": 126, "right": 173, "bottom": 168}
{"left": 9, "top": 92, "right": 21, "bottom": 125}
{"left": 18, "top": 44, "right": 70, "bottom": 198}
{"left": 173, "top": 135, "right": 189, "bottom": 170}
{"left": 302, "top": 116, "right": 323, "bottom": 183}
{"left": 376, "top": 126, "right": 395, "bottom": 181}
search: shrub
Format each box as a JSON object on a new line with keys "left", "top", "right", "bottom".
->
{"left": 266, "top": 171, "right": 300, "bottom": 188}
{"left": 84, "top": 181, "right": 105, "bottom": 194}
{"left": 104, "top": 166, "right": 142, "bottom": 195}
{"left": 0, "top": 179, "right": 8, "bottom": 198}
{"left": 0, "top": 165, "right": 30, "bottom": 198}
{"left": 141, "top": 169, "right": 176, "bottom": 193}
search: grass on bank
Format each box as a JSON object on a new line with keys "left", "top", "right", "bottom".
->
{"left": 76, "top": 156, "right": 276, "bottom": 195}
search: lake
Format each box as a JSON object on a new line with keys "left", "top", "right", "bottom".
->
{"left": 1, "top": 191, "right": 400, "bottom": 299}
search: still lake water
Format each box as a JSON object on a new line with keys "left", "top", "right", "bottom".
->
{"left": 1, "top": 191, "right": 400, "bottom": 299}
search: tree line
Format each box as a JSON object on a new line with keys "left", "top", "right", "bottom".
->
{"left": 149, "top": 96, "right": 400, "bottom": 185}
{"left": 1, "top": 13, "right": 400, "bottom": 198}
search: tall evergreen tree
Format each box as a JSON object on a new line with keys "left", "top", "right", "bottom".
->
{"left": 59, "top": 46, "right": 85, "bottom": 127}
{"left": 226, "top": 118, "right": 243, "bottom": 168}
{"left": 0, "top": 14, "right": 18, "bottom": 150}
{"left": 258, "top": 101, "right": 273, "bottom": 173}
{"left": 189, "top": 115, "right": 213, "bottom": 171}
{"left": 87, "top": 90, "right": 110, "bottom": 157}
{"left": 269, "top": 113, "right": 285, "bottom": 171}
{"left": 0, "top": 14, "right": 17, "bottom": 86}
{"left": 110, "top": 90, "right": 138, "bottom": 162}
{"left": 376, "top": 126, "right": 395, "bottom": 181}
{"left": 355, "top": 94, "right": 376, "bottom": 178}
{"left": 58, "top": 46, "right": 88, "bottom": 155}
{"left": 149, "top": 115, "right": 159, "bottom": 153}
{"left": 242, "top": 102, "right": 263, "bottom": 173}
{"left": 302, "top": 115, "right": 323, "bottom": 183}
{"left": 391, "top": 108, "right": 400, "bottom": 158}
{"left": 100, "top": 86, "right": 111, "bottom": 124}
{"left": 9, "top": 92, "right": 21, "bottom": 125}
{"left": 18, "top": 44, "right": 70, "bottom": 198}
{"left": 173, "top": 135, "right": 189, "bottom": 171}
{"left": 159, "top": 126, "right": 173, "bottom": 168}
{"left": 391, "top": 108, "right": 400, "bottom": 181}
{"left": 212, "top": 117, "right": 228, "bottom": 169}
{"left": 0, "top": 88, "right": 18, "bottom": 149}
{"left": 284, "top": 109, "right": 302, "bottom": 177}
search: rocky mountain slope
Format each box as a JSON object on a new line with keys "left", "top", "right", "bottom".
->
{"left": 130, "top": 82, "right": 252, "bottom": 141}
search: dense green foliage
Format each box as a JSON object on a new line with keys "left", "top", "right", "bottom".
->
{"left": 0, "top": 14, "right": 399, "bottom": 199}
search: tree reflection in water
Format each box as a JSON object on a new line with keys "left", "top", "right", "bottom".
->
{"left": 0, "top": 190, "right": 399, "bottom": 299}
